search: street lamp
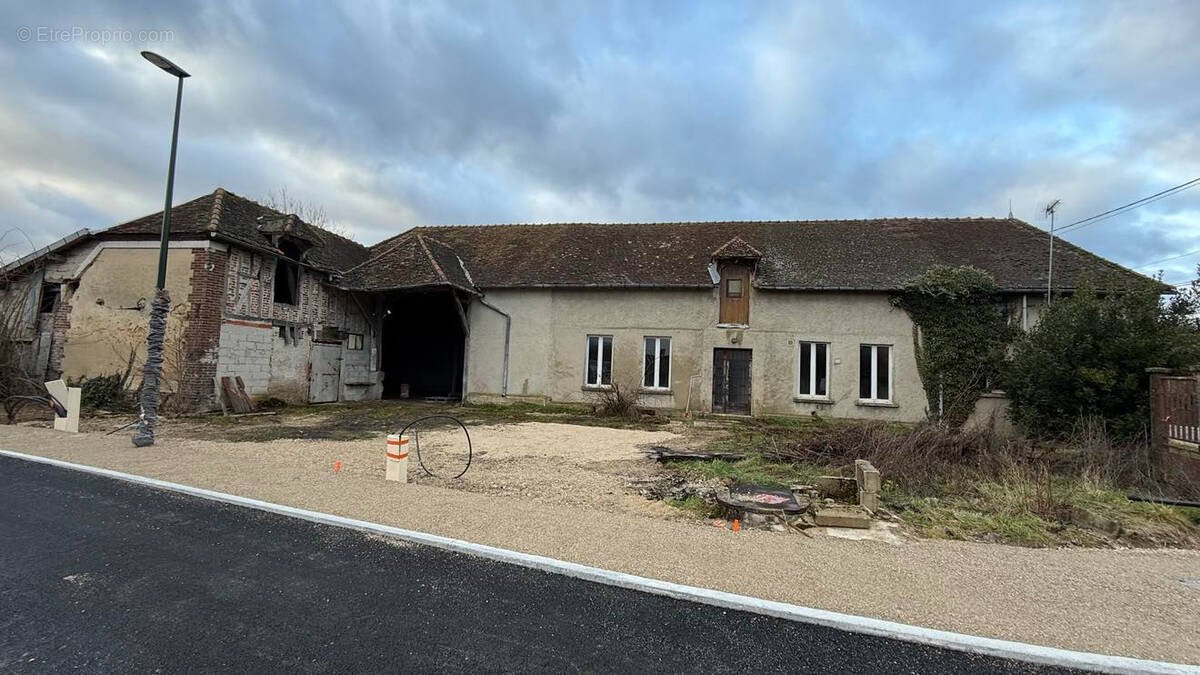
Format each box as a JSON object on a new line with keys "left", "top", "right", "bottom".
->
{"left": 132, "top": 51, "right": 189, "bottom": 448}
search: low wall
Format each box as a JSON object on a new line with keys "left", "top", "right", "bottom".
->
{"left": 964, "top": 391, "right": 1013, "bottom": 436}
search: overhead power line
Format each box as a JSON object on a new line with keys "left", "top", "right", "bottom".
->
{"left": 1055, "top": 176, "right": 1200, "bottom": 235}
{"left": 1134, "top": 248, "right": 1200, "bottom": 270}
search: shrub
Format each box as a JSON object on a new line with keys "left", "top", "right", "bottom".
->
{"left": 1001, "top": 277, "right": 1200, "bottom": 440}
{"left": 590, "top": 381, "right": 642, "bottom": 418}
{"left": 70, "top": 372, "right": 135, "bottom": 412}
{"left": 775, "top": 421, "right": 1010, "bottom": 488}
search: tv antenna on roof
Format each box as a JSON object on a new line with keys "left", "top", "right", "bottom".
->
{"left": 1044, "top": 199, "right": 1061, "bottom": 303}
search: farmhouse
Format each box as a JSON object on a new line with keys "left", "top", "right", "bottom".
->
{"left": 3, "top": 188, "right": 1152, "bottom": 420}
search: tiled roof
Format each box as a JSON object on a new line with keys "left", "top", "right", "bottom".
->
{"left": 340, "top": 231, "right": 477, "bottom": 293}
{"left": 349, "top": 218, "right": 1156, "bottom": 293}
{"left": 103, "top": 189, "right": 370, "bottom": 273}
{"left": 80, "top": 189, "right": 1159, "bottom": 294}
{"left": 712, "top": 237, "right": 763, "bottom": 260}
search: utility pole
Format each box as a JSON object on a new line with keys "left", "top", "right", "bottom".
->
{"left": 1045, "top": 199, "right": 1060, "bottom": 304}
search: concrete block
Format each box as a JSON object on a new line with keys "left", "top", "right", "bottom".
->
{"left": 855, "top": 459, "right": 881, "bottom": 493}
{"left": 815, "top": 505, "right": 872, "bottom": 529}
{"left": 858, "top": 489, "right": 879, "bottom": 512}
{"left": 814, "top": 475, "right": 857, "bottom": 499}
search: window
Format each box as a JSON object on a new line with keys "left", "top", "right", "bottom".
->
{"left": 346, "top": 333, "right": 364, "bottom": 350}
{"left": 585, "top": 335, "right": 613, "bottom": 387}
{"left": 726, "top": 278, "right": 742, "bottom": 298}
{"left": 642, "top": 337, "right": 671, "bottom": 389}
{"left": 858, "top": 344, "right": 892, "bottom": 402}
{"left": 274, "top": 260, "right": 299, "bottom": 305}
{"left": 796, "top": 341, "right": 829, "bottom": 398}
{"left": 38, "top": 284, "right": 59, "bottom": 314}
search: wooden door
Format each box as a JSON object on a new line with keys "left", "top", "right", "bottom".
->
{"left": 712, "top": 348, "right": 752, "bottom": 414}
{"left": 308, "top": 342, "right": 342, "bottom": 403}
{"left": 719, "top": 264, "right": 750, "bottom": 325}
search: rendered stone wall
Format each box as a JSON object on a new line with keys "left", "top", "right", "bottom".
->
{"left": 466, "top": 287, "right": 927, "bottom": 421}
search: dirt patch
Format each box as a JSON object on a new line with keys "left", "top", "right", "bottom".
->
{"left": 403, "top": 422, "right": 682, "bottom": 516}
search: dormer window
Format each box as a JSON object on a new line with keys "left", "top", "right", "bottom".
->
{"left": 712, "top": 237, "right": 760, "bottom": 327}
{"left": 277, "top": 236, "right": 307, "bottom": 261}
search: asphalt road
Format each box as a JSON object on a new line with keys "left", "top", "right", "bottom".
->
{"left": 0, "top": 455, "right": 1079, "bottom": 673}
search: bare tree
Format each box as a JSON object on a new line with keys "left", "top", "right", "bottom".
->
{"left": 261, "top": 186, "right": 356, "bottom": 241}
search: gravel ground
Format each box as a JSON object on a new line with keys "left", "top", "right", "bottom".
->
{"left": 3, "top": 423, "right": 1198, "bottom": 665}
{"left": 4, "top": 458, "right": 1070, "bottom": 674}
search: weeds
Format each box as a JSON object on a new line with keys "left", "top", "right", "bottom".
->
{"left": 673, "top": 455, "right": 822, "bottom": 488}
{"left": 590, "top": 381, "right": 643, "bottom": 419}
{"left": 686, "top": 415, "right": 1200, "bottom": 548}
{"left": 667, "top": 495, "right": 720, "bottom": 519}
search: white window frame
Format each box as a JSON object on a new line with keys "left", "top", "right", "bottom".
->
{"left": 859, "top": 344, "right": 894, "bottom": 403}
{"left": 346, "top": 333, "right": 364, "bottom": 350}
{"left": 795, "top": 340, "right": 831, "bottom": 400}
{"left": 642, "top": 336, "right": 671, "bottom": 390}
{"left": 585, "top": 334, "right": 613, "bottom": 388}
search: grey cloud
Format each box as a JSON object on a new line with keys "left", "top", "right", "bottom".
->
{"left": 0, "top": 0, "right": 1197, "bottom": 280}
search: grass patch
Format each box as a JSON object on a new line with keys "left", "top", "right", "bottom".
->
{"left": 182, "top": 398, "right": 666, "bottom": 443}
{"left": 672, "top": 455, "right": 824, "bottom": 488}
{"left": 886, "top": 478, "right": 1199, "bottom": 547}
{"left": 896, "top": 497, "right": 1059, "bottom": 546}
{"left": 667, "top": 495, "right": 720, "bottom": 519}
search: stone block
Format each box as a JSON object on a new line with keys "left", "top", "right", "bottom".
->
{"left": 1070, "top": 506, "right": 1122, "bottom": 535}
{"left": 814, "top": 505, "right": 872, "bottom": 529}
{"left": 858, "top": 489, "right": 879, "bottom": 512}
{"left": 855, "top": 459, "right": 881, "bottom": 493}
{"left": 814, "top": 475, "right": 856, "bottom": 499}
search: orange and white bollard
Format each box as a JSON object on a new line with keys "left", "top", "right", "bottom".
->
{"left": 385, "top": 434, "right": 409, "bottom": 482}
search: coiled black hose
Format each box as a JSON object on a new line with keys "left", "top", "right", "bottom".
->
{"left": 397, "top": 415, "right": 472, "bottom": 479}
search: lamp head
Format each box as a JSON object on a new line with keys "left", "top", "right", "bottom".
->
{"left": 141, "top": 51, "right": 190, "bottom": 78}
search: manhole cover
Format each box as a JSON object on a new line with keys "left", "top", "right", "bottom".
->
{"left": 717, "top": 483, "right": 808, "bottom": 515}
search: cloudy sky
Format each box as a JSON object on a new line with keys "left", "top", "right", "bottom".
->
{"left": 3, "top": 1, "right": 1199, "bottom": 283}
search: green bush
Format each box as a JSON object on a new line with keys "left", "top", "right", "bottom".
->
{"left": 892, "top": 265, "right": 1017, "bottom": 427}
{"left": 1002, "top": 277, "right": 1200, "bottom": 440}
{"left": 69, "top": 373, "right": 134, "bottom": 412}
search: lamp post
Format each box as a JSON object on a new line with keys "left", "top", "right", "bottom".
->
{"left": 132, "top": 51, "right": 189, "bottom": 448}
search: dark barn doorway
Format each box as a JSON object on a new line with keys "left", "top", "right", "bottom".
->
{"left": 380, "top": 290, "right": 467, "bottom": 400}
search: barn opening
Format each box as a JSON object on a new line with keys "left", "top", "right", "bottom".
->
{"left": 380, "top": 289, "right": 467, "bottom": 400}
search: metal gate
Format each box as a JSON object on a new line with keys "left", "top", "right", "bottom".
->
{"left": 712, "top": 348, "right": 751, "bottom": 414}
{"left": 308, "top": 342, "right": 342, "bottom": 403}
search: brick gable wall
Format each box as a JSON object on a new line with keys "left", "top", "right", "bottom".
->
{"left": 178, "top": 248, "right": 228, "bottom": 410}
{"left": 45, "top": 288, "right": 71, "bottom": 381}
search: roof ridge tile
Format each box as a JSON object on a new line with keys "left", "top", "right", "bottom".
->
{"left": 401, "top": 216, "right": 1014, "bottom": 230}
{"left": 207, "top": 187, "right": 226, "bottom": 233}
{"left": 415, "top": 233, "right": 449, "bottom": 284}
